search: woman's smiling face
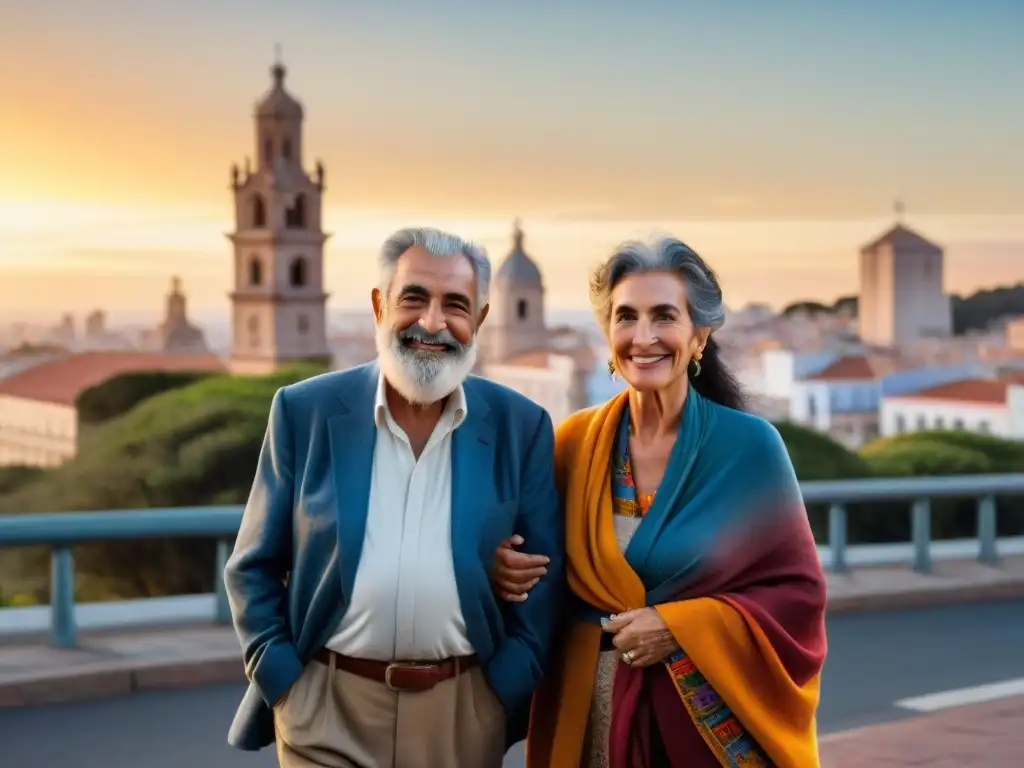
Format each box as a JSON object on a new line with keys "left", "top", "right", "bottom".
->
{"left": 608, "top": 271, "right": 708, "bottom": 392}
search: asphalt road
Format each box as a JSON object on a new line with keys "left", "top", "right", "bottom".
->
{"left": 2, "top": 600, "right": 1023, "bottom": 768}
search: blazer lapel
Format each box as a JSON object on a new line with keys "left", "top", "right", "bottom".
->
{"left": 450, "top": 381, "right": 497, "bottom": 587}
{"left": 327, "top": 364, "right": 379, "bottom": 601}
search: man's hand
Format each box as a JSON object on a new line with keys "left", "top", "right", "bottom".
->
{"left": 602, "top": 607, "right": 679, "bottom": 668}
{"left": 492, "top": 534, "right": 550, "bottom": 602}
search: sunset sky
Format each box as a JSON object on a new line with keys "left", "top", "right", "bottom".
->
{"left": 1, "top": 0, "right": 1022, "bottom": 318}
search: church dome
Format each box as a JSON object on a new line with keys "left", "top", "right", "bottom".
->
{"left": 495, "top": 220, "right": 543, "bottom": 287}
{"left": 255, "top": 63, "right": 304, "bottom": 120}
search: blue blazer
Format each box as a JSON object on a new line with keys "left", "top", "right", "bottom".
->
{"left": 224, "top": 362, "right": 565, "bottom": 751}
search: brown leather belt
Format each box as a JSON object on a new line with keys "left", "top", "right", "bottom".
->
{"left": 313, "top": 648, "right": 478, "bottom": 693}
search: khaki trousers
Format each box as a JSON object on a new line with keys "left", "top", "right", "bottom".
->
{"left": 274, "top": 654, "right": 506, "bottom": 768}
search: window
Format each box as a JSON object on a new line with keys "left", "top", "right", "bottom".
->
{"left": 290, "top": 257, "right": 307, "bottom": 287}
{"left": 263, "top": 138, "right": 273, "bottom": 166}
{"left": 935, "top": 416, "right": 945, "bottom": 429}
{"left": 298, "top": 314, "right": 309, "bottom": 335}
{"left": 807, "top": 394, "right": 817, "bottom": 420}
{"left": 517, "top": 299, "right": 528, "bottom": 321}
{"left": 953, "top": 418, "right": 965, "bottom": 430}
{"left": 979, "top": 421, "right": 990, "bottom": 434}
{"left": 249, "top": 257, "right": 263, "bottom": 286}
{"left": 285, "top": 194, "right": 306, "bottom": 229}
{"left": 282, "top": 138, "right": 292, "bottom": 160}
{"left": 251, "top": 195, "right": 266, "bottom": 228}
{"left": 916, "top": 415, "right": 927, "bottom": 430}
{"left": 895, "top": 414, "right": 906, "bottom": 433}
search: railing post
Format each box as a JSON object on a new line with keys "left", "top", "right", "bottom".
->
{"left": 828, "top": 503, "right": 848, "bottom": 572}
{"left": 50, "top": 546, "right": 77, "bottom": 647}
{"left": 977, "top": 495, "right": 999, "bottom": 566}
{"left": 215, "top": 539, "right": 232, "bottom": 624}
{"left": 911, "top": 498, "right": 932, "bottom": 574}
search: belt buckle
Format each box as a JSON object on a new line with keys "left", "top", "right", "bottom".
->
{"left": 384, "top": 662, "right": 436, "bottom": 692}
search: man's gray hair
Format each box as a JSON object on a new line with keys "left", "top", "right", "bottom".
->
{"left": 590, "top": 235, "right": 726, "bottom": 332}
{"left": 378, "top": 227, "right": 491, "bottom": 309}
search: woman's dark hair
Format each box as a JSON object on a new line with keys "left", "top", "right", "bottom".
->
{"left": 590, "top": 235, "right": 746, "bottom": 411}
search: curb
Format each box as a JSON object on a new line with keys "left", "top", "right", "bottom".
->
{"left": 2, "top": 580, "right": 1023, "bottom": 710}
{"left": 826, "top": 576, "right": 1024, "bottom": 614}
{"left": 0, "top": 652, "right": 245, "bottom": 709}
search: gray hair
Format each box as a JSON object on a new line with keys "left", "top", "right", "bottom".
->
{"left": 590, "top": 235, "right": 726, "bottom": 332}
{"left": 378, "top": 227, "right": 491, "bottom": 310}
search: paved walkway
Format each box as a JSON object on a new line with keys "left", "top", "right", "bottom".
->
{"left": 0, "top": 562, "right": 1022, "bottom": 764}
{"left": 821, "top": 695, "right": 1024, "bottom": 766}
{"left": 0, "top": 625, "right": 241, "bottom": 707}
{"left": 825, "top": 554, "right": 1024, "bottom": 612}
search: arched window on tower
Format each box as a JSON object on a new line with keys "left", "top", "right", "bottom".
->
{"left": 285, "top": 193, "right": 306, "bottom": 229}
{"left": 251, "top": 195, "right": 266, "bottom": 228}
{"left": 263, "top": 138, "right": 273, "bottom": 166}
{"left": 298, "top": 314, "right": 310, "bottom": 335}
{"left": 290, "top": 256, "right": 307, "bottom": 287}
{"left": 517, "top": 299, "right": 529, "bottom": 321}
{"left": 282, "top": 138, "right": 292, "bottom": 160}
{"left": 248, "top": 257, "right": 263, "bottom": 286}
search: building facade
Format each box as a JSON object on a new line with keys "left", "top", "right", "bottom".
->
{"left": 880, "top": 379, "right": 1021, "bottom": 438}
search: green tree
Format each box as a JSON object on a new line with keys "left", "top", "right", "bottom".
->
{"left": 77, "top": 370, "right": 217, "bottom": 424}
{"left": 0, "top": 362, "right": 327, "bottom": 601}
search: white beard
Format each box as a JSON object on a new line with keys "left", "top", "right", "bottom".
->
{"left": 375, "top": 321, "right": 478, "bottom": 406}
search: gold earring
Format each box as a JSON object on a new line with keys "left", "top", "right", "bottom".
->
{"left": 607, "top": 358, "right": 616, "bottom": 377}
{"left": 691, "top": 358, "right": 702, "bottom": 378}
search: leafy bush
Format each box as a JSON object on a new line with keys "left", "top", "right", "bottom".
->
{"left": 858, "top": 431, "right": 1024, "bottom": 541}
{"left": 77, "top": 370, "right": 217, "bottom": 424}
{"left": 773, "top": 421, "right": 872, "bottom": 481}
{"left": 0, "top": 466, "right": 45, "bottom": 496}
{"left": 860, "top": 430, "right": 1024, "bottom": 476}
{"left": 860, "top": 437, "right": 993, "bottom": 477}
{"left": 0, "top": 362, "right": 327, "bottom": 601}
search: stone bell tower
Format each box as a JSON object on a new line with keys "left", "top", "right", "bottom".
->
{"left": 227, "top": 58, "right": 332, "bottom": 375}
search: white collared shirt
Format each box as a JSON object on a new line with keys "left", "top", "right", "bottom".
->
{"left": 325, "top": 374, "right": 475, "bottom": 661}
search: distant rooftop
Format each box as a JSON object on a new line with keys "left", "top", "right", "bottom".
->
{"left": 888, "top": 379, "right": 1012, "bottom": 406}
{"left": 860, "top": 223, "right": 942, "bottom": 255}
{"left": 806, "top": 355, "right": 878, "bottom": 381}
{"left": 0, "top": 351, "right": 226, "bottom": 406}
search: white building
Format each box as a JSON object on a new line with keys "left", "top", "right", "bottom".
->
{"left": 227, "top": 60, "right": 332, "bottom": 375}
{"left": 758, "top": 348, "right": 840, "bottom": 400}
{"left": 858, "top": 221, "right": 952, "bottom": 347}
{"left": 0, "top": 352, "right": 225, "bottom": 467}
{"left": 789, "top": 355, "right": 883, "bottom": 448}
{"left": 881, "top": 378, "right": 1024, "bottom": 439}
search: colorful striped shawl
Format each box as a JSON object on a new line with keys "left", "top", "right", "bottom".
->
{"left": 526, "top": 388, "right": 827, "bottom": 768}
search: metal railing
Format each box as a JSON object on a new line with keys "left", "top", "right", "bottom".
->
{"left": 1, "top": 473, "right": 1023, "bottom": 648}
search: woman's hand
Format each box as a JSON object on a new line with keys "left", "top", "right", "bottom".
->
{"left": 602, "top": 608, "right": 679, "bottom": 668}
{"left": 492, "top": 535, "right": 549, "bottom": 602}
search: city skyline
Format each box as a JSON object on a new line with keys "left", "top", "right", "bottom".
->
{"left": 2, "top": 1, "right": 1022, "bottom": 313}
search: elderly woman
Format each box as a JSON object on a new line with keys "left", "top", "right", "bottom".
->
{"left": 494, "top": 236, "right": 827, "bottom": 767}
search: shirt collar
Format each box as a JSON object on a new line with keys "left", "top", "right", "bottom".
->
{"left": 374, "top": 373, "right": 468, "bottom": 430}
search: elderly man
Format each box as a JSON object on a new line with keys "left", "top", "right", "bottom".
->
{"left": 223, "top": 227, "right": 564, "bottom": 768}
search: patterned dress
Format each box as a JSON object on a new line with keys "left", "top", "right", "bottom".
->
{"left": 582, "top": 411, "right": 771, "bottom": 768}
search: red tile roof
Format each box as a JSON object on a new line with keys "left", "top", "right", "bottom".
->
{"left": 0, "top": 351, "right": 226, "bottom": 406}
{"left": 806, "top": 355, "right": 877, "bottom": 381}
{"left": 888, "top": 379, "right": 1011, "bottom": 405}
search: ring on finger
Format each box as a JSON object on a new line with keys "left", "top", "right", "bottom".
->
{"left": 621, "top": 650, "right": 637, "bottom": 665}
